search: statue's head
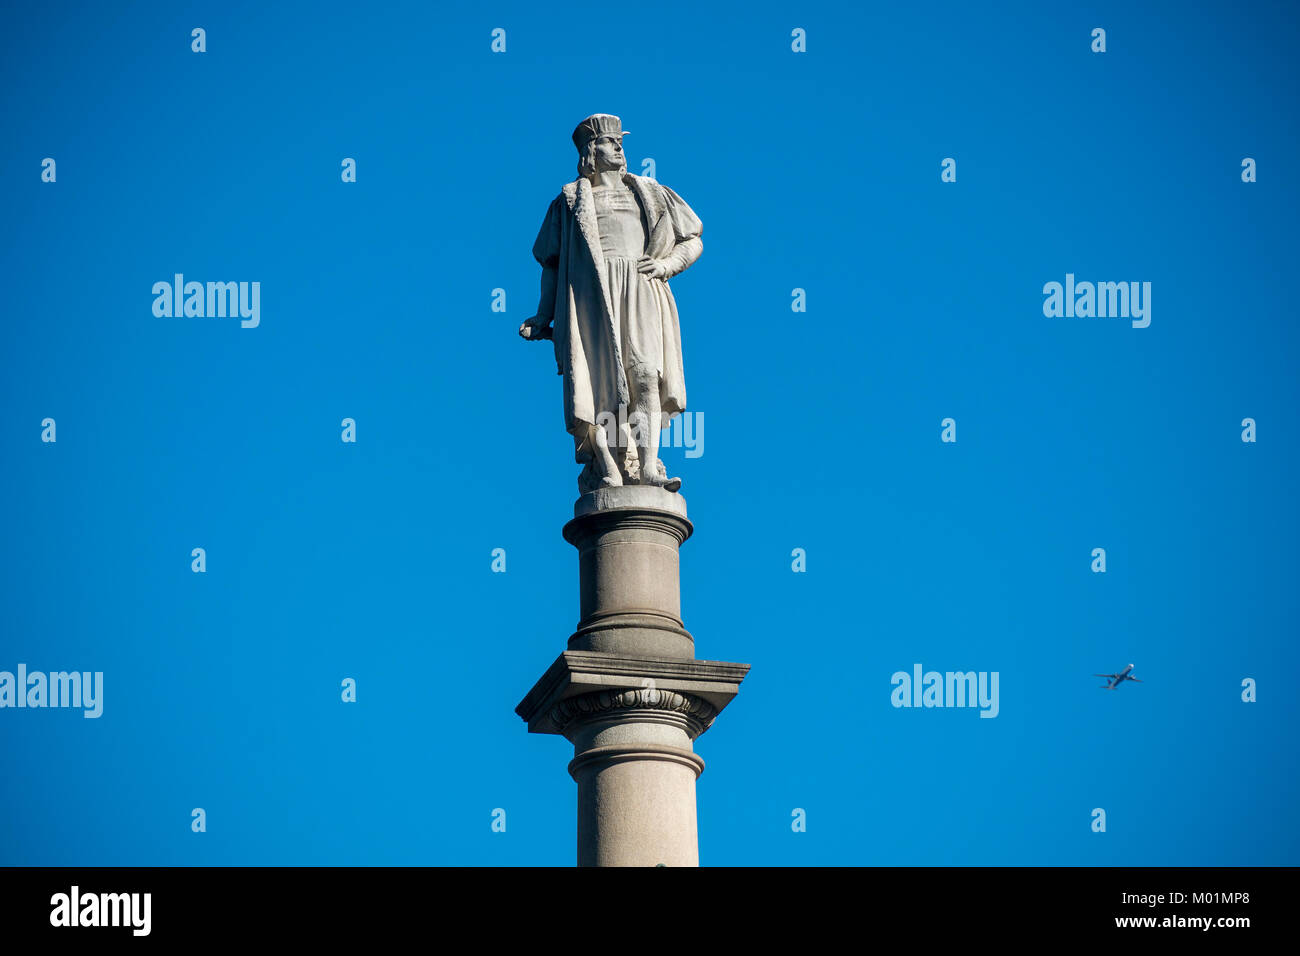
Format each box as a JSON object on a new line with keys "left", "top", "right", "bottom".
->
{"left": 573, "top": 113, "right": 628, "bottom": 179}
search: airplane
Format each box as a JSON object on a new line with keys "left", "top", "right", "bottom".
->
{"left": 1094, "top": 663, "right": 1143, "bottom": 689}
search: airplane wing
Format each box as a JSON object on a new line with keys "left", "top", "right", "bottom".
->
{"left": 1093, "top": 674, "right": 1118, "bottom": 679}
{"left": 1126, "top": 677, "right": 1142, "bottom": 682}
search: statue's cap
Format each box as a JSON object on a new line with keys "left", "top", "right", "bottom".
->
{"left": 572, "top": 113, "right": 629, "bottom": 151}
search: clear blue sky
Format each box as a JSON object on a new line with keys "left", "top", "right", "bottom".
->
{"left": 1, "top": 0, "right": 1296, "bottom": 865}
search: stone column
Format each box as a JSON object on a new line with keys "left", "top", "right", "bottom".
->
{"left": 517, "top": 486, "right": 748, "bottom": 867}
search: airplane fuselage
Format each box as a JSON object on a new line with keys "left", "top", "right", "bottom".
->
{"left": 1099, "top": 664, "right": 1137, "bottom": 688}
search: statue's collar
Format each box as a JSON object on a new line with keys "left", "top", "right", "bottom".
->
{"left": 566, "top": 174, "right": 663, "bottom": 223}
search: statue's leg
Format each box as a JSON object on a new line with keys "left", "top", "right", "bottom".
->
{"left": 627, "top": 362, "right": 678, "bottom": 490}
{"left": 576, "top": 421, "right": 622, "bottom": 492}
{"left": 591, "top": 423, "right": 623, "bottom": 486}
{"left": 607, "top": 417, "right": 634, "bottom": 482}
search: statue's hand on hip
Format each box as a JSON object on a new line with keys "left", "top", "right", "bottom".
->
{"left": 519, "top": 315, "right": 553, "bottom": 341}
{"left": 637, "top": 256, "right": 670, "bottom": 280}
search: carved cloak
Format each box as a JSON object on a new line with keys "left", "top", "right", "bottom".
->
{"left": 531, "top": 174, "right": 702, "bottom": 460}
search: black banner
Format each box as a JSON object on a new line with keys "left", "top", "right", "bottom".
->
{"left": 0, "top": 866, "right": 1284, "bottom": 940}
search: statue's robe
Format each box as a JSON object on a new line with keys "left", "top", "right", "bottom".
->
{"left": 531, "top": 174, "right": 702, "bottom": 463}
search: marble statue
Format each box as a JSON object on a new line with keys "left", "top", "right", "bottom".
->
{"left": 519, "top": 113, "right": 703, "bottom": 494}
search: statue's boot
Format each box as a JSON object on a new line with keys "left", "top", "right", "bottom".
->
{"left": 577, "top": 424, "right": 626, "bottom": 494}
{"left": 640, "top": 459, "right": 681, "bottom": 493}
{"left": 578, "top": 462, "right": 621, "bottom": 495}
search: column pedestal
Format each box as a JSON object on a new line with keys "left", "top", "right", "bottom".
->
{"left": 517, "top": 486, "right": 748, "bottom": 867}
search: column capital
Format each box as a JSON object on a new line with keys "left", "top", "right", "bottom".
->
{"left": 563, "top": 485, "right": 693, "bottom": 547}
{"left": 550, "top": 687, "right": 719, "bottom": 739}
{"left": 516, "top": 651, "right": 749, "bottom": 737}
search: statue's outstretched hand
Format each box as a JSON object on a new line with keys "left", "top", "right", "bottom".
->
{"left": 519, "top": 315, "right": 553, "bottom": 341}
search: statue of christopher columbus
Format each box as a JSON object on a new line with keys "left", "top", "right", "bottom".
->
{"left": 519, "top": 113, "right": 703, "bottom": 495}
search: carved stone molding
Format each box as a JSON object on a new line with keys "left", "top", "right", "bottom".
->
{"left": 549, "top": 687, "right": 718, "bottom": 737}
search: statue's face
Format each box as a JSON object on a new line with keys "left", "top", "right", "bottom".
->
{"left": 592, "top": 134, "right": 626, "bottom": 173}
